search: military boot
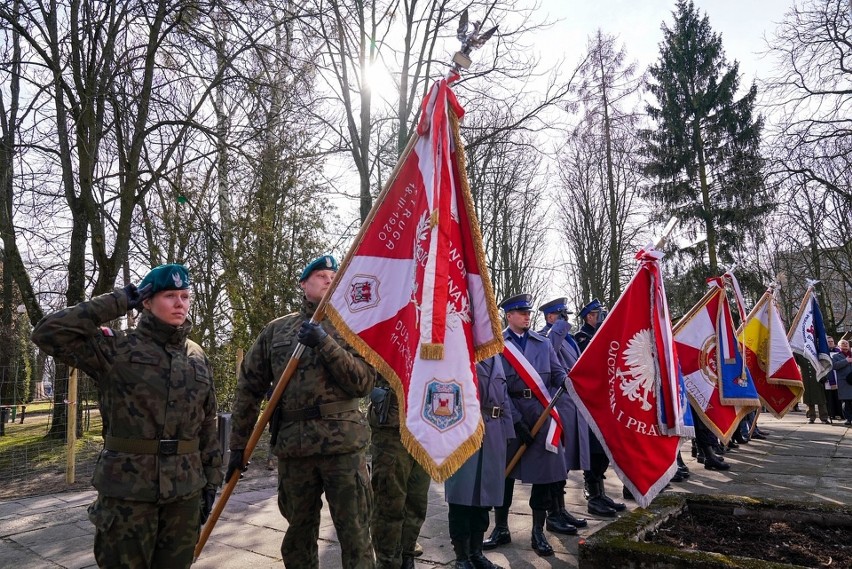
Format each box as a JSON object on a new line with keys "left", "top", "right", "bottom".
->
{"left": 482, "top": 507, "right": 510, "bottom": 550}
{"left": 468, "top": 531, "right": 504, "bottom": 569}
{"left": 555, "top": 491, "right": 588, "bottom": 528}
{"left": 546, "top": 492, "right": 577, "bottom": 535}
{"left": 599, "top": 483, "right": 626, "bottom": 512}
{"left": 451, "top": 535, "right": 474, "bottom": 569}
{"left": 586, "top": 480, "right": 617, "bottom": 517}
{"left": 400, "top": 555, "right": 416, "bottom": 569}
{"left": 531, "top": 510, "right": 554, "bottom": 557}
{"left": 701, "top": 445, "right": 730, "bottom": 470}
{"left": 676, "top": 451, "right": 690, "bottom": 478}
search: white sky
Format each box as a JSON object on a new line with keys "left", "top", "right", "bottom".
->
{"left": 537, "top": 0, "right": 794, "bottom": 86}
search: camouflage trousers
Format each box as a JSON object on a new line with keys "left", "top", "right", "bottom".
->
{"left": 276, "top": 451, "right": 374, "bottom": 569}
{"left": 370, "top": 427, "right": 430, "bottom": 568}
{"left": 87, "top": 491, "right": 201, "bottom": 569}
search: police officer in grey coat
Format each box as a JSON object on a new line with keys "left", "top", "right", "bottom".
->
{"left": 575, "top": 299, "right": 625, "bottom": 517}
{"left": 538, "top": 298, "right": 590, "bottom": 534}
{"left": 483, "top": 293, "right": 568, "bottom": 557}
{"left": 444, "top": 356, "right": 514, "bottom": 569}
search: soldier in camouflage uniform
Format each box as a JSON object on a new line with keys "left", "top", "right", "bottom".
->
{"left": 369, "top": 375, "right": 431, "bottom": 568}
{"left": 31, "top": 264, "right": 223, "bottom": 569}
{"left": 228, "top": 255, "right": 376, "bottom": 569}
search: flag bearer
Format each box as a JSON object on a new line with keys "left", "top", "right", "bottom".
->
{"left": 483, "top": 293, "right": 568, "bottom": 557}
{"left": 227, "top": 255, "right": 376, "bottom": 569}
{"left": 32, "top": 264, "right": 223, "bottom": 568}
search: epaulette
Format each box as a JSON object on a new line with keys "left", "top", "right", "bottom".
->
{"left": 100, "top": 326, "right": 115, "bottom": 337}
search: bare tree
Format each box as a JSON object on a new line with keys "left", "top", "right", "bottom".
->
{"left": 763, "top": 0, "right": 852, "bottom": 205}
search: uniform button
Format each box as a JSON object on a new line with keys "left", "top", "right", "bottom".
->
{"left": 168, "top": 401, "right": 176, "bottom": 407}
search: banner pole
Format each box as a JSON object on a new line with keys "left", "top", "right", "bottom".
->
{"left": 504, "top": 385, "right": 565, "bottom": 477}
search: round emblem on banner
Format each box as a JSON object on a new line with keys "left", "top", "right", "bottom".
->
{"left": 698, "top": 335, "right": 718, "bottom": 386}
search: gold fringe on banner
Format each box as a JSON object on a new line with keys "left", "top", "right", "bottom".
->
{"left": 448, "top": 109, "right": 504, "bottom": 363}
{"left": 420, "top": 342, "right": 445, "bottom": 360}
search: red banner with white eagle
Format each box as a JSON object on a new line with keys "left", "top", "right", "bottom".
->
{"left": 324, "top": 76, "right": 503, "bottom": 481}
{"left": 567, "top": 246, "right": 692, "bottom": 508}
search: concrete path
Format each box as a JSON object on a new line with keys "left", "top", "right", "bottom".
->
{"left": 1, "top": 411, "right": 850, "bottom": 568}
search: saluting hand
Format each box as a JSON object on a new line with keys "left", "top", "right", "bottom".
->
{"left": 123, "top": 282, "right": 153, "bottom": 311}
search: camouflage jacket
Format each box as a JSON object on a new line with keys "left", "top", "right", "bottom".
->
{"left": 231, "top": 298, "right": 375, "bottom": 457}
{"left": 31, "top": 289, "right": 223, "bottom": 503}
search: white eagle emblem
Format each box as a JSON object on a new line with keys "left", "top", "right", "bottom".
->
{"left": 619, "top": 329, "right": 657, "bottom": 411}
{"left": 171, "top": 271, "right": 183, "bottom": 288}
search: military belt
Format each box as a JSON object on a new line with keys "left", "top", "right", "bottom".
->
{"left": 278, "top": 399, "right": 360, "bottom": 422}
{"left": 104, "top": 436, "right": 199, "bottom": 455}
{"left": 482, "top": 406, "right": 504, "bottom": 418}
{"left": 508, "top": 389, "right": 533, "bottom": 399}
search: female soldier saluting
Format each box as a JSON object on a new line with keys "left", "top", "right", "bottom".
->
{"left": 32, "top": 264, "right": 222, "bottom": 569}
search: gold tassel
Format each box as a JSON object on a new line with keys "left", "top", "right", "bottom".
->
{"left": 420, "top": 342, "right": 445, "bottom": 360}
{"left": 429, "top": 208, "right": 439, "bottom": 229}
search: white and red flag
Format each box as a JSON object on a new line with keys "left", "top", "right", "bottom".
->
{"left": 740, "top": 288, "right": 803, "bottom": 417}
{"left": 674, "top": 277, "right": 760, "bottom": 442}
{"left": 567, "top": 246, "right": 693, "bottom": 508}
{"left": 501, "top": 341, "right": 563, "bottom": 453}
{"left": 325, "top": 76, "right": 503, "bottom": 481}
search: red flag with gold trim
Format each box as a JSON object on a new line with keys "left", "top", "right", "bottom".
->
{"left": 325, "top": 76, "right": 503, "bottom": 481}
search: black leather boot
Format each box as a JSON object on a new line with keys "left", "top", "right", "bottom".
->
{"left": 701, "top": 444, "right": 730, "bottom": 471}
{"left": 622, "top": 485, "right": 634, "bottom": 500}
{"left": 451, "top": 535, "right": 473, "bottom": 569}
{"left": 676, "top": 451, "right": 690, "bottom": 478}
{"left": 469, "top": 531, "right": 503, "bottom": 569}
{"left": 586, "top": 480, "right": 617, "bottom": 517}
{"left": 546, "top": 492, "right": 577, "bottom": 534}
{"left": 482, "top": 507, "right": 510, "bottom": 550}
{"left": 531, "top": 510, "right": 554, "bottom": 557}
{"left": 555, "top": 491, "right": 588, "bottom": 528}
{"left": 599, "top": 484, "right": 626, "bottom": 512}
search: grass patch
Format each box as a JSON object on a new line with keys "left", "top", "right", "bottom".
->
{"left": 0, "top": 413, "right": 104, "bottom": 475}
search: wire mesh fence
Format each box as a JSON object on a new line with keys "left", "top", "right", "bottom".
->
{"left": 0, "top": 379, "right": 278, "bottom": 500}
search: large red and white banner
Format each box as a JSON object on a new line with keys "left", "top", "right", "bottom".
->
{"left": 567, "top": 247, "right": 692, "bottom": 508}
{"left": 325, "top": 77, "right": 503, "bottom": 481}
{"left": 740, "top": 289, "right": 803, "bottom": 418}
{"left": 674, "top": 279, "right": 760, "bottom": 442}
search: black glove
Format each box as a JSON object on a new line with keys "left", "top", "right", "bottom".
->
{"left": 200, "top": 487, "right": 216, "bottom": 525}
{"left": 514, "top": 421, "right": 534, "bottom": 446}
{"left": 123, "top": 282, "right": 153, "bottom": 311}
{"left": 298, "top": 321, "right": 328, "bottom": 348}
{"left": 225, "top": 449, "right": 249, "bottom": 482}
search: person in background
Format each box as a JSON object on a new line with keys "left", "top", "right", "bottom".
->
{"left": 32, "top": 263, "right": 222, "bottom": 568}
{"left": 369, "top": 374, "right": 430, "bottom": 569}
{"left": 831, "top": 339, "right": 852, "bottom": 427}
{"left": 824, "top": 336, "right": 842, "bottom": 421}
{"left": 444, "top": 356, "right": 514, "bottom": 569}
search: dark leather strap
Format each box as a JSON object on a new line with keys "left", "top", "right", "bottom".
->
{"left": 278, "top": 399, "right": 361, "bottom": 422}
{"left": 482, "top": 406, "right": 504, "bottom": 418}
{"left": 508, "top": 389, "right": 533, "bottom": 399}
{"left": 104, "top": 436, "right": 199, "bottom": 455}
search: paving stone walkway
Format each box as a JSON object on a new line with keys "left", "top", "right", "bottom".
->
{"left": 1, "top": 411, "right": 850, "bottom": 568}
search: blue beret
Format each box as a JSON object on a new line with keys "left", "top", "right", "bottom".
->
{"left": 499, "top": 293, "right": 533, "bottom": 312}
{"left": 299, "top": 255, "right": 338, "bottom": 282}
{"left": 579, "top": 298, "right": 602, "bottom": 319}
{"left": 139, "top": 263, "right": 191, "bottom": 294}
{"left": 539, "top": 297, "right": 571, "bottom": 315}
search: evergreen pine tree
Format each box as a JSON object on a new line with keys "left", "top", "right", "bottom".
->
{"left": 643, "top": 0, "right": 772, "bottom": 284}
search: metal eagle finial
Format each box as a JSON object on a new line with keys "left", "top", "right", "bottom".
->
{"left": 452, "top": 9, "right": 498, "bottom": 70}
